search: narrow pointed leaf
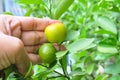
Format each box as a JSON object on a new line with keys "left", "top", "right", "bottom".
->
{"left": 53, "top": 0, "right": 74, "bottom": 19}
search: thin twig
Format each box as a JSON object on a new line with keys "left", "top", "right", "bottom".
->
{"left": 53, "top": 70, "right": 64, "bottom": 76}
{"left": 59, "top": 59, "right": 70, "bottom": 80}
{"left": 38, "top": 64, "right": 64, "bottom": 76}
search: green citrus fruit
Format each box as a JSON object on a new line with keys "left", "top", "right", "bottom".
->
{"left": 39, "top": 43, "right": 57, "bottom": 64}
{"left": 45, "top": 23, "right": 66, "bottom": 43}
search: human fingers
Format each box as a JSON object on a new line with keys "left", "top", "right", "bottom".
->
{"left": 17, "top": 16, "right": 60, "bottom": 31}
{"left": 0, "top": 34, "right": 31, "bottom": 75}
{"left": 25, "top": 45, "right": 39, "bottom": 53}
{"left": 21, "top": 31, "right": 47, "bottom": 46}
{"left": 28, "top": 54, "right": 41, "bottom": 64}
{"left": 0, "top": 15, "right": 60, "bottom": 38}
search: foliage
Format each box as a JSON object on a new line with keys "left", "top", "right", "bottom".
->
{"left": 3, "top": 0, "right": 120, "bottom": 80}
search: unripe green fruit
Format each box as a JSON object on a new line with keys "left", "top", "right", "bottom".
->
{"left": 39, "top": 43, "right": 57, "bottom": 64}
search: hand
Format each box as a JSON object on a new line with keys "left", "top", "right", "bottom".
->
{"left": 0, "top": 15, "right": 59, "bottom": 75}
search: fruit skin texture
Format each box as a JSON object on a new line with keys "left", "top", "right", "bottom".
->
{"left": 39, "top": 43, "right": 57, "bottom": 64}
{"left": 45, "top": 23, "right": 66, "bottom": 43}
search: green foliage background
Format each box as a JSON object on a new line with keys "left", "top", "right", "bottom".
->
{"left": 3, "top": 0, "right": 120, "bottom": 80}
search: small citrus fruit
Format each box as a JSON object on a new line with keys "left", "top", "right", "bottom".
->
{"left": 45, "top": 23, "right": 66, "bottom": 43}
{"left": 39, "top": 43, "right": 57, "bottom": 64}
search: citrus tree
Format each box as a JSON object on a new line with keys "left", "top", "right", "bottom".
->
{"left": 2, "top": 0, "right": 120, "bottom": 80}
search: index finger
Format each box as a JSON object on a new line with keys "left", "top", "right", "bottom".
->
{"left": 17, "top": 17, "right": 60, "bottom": 31}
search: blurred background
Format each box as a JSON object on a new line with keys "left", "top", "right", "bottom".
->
{"left": 0, "top": 0, "right": 25, "bottom": 16}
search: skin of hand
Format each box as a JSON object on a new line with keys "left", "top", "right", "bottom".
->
{"left": 0, "top": 15, "right": 59, "bottom": 75}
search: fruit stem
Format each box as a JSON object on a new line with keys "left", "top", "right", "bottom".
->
{"left": 57, "top": 42, "right": 62, "bottom": 51}
{"left": 59, "top": 59, "right": 70, "bottom": 80}
{"left": 39, "top": 63, "right": 64, "bottom": 76}
{"left": 57, "top": 42, "right": 70, "bottom": 80}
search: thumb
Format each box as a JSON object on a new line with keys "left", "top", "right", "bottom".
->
{"left": 14, "top": 43, "right": 33, "bottom": 75}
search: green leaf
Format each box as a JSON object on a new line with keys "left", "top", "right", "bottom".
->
{"left": 118, "top": 30, "right": 120, "bottom": 41}
{"left": 97, "top": 45, "right": 118, "bottom": 54}
{"left": 93, "top": 29, "right": 114, "bottom": 34}
{"left": 71, "top": 51, "right": 87, "bottom": 62}
{"left": 3, "top": 12, "right": 13, "bottom": 15}
{"left": 95, "top": 16, "right": 117, "bottom": 35}
{"left": 86, "top": 63, "right": 95, "bottom": 75}
{"left": 33, "top": 65, "right": 47, "bottom": 76}
{"left": 47, "top": 72, "right": 60, "bottom": 78}
{"left": 69, "top": 68, "right": 85, "bottom": 76}
{"left": 17, "top": 0, "right": 44, "bottom": 4}
{"left": 71, "top": 75, "right": 83, "bottom": 80}
{"left": 56, "top": 50, "right": 68, "bottom": 59}
{"left": 80, "top": 27, "right": 87, "bottom": 38}
{"left": 60, "top": 54, "right": 68, "bottom": 75}
{"left": 70, "top": 68, "right": 85, "bottom": 80}
{"left": 66, "top": 38, "right": 95, "bottom": 53}
{"left": 109, "top": 76, "right": 120, "bottom": 80}
{"left": 93, "top": 52, "right": 113, "bottom": 61}
{"left": 32, "top": 70, "right": 51, "bottom": 80}
{"left": 53, "top": 0, "right": 74, "bottom": 19}
{"left": 49, "top": 60, "right": 57, "bottom": 68}
{"left": 4, "top": 66, "right": 13, "bottom": 79}
{"left": 105, "top": 62, "right": 120, "bottom": 74}
{"left": 85, "top": 43, "right": 96, "bottom": 50}
{"left": 95, "top": 74, "right": 109, "bottom": 80}
{"left": 66, "top": 30, "right": 80, "bottom": 41}
{"left": 6, "top": 72, "right": 26, "bottom": 80}
{"left": 6, "top": 72, "right": 17, "bottom": 80}
{"left": 24, "top": 9, "right": 32, "bottom": 16}
{"left": 51, "top": 77, "right": 67, "bottom": 80}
